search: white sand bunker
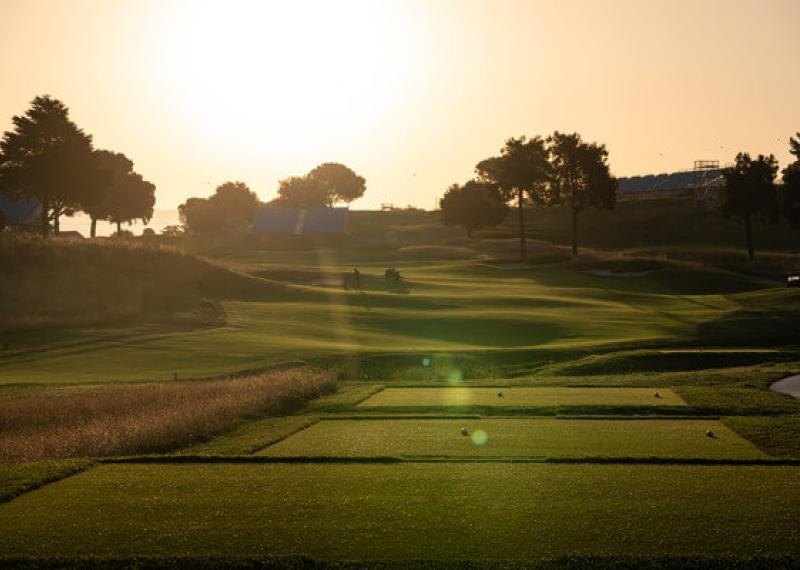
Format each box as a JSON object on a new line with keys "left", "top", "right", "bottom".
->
{"left": 771, "top": 374, "right": 800, "bottom": 400}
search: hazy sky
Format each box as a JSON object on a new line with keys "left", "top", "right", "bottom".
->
{"left": 1, "top": 0, "right": 799, "bottom": 210}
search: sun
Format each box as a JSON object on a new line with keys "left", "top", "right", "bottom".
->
{"left": 151, "top": 0, "right": 420, "bottom": 153}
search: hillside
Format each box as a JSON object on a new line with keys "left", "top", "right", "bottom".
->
{"left": 0, "top": 235, "right": 289, "bottom": 353}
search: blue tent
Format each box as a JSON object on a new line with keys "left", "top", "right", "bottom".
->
{"left": 0, "top": 194, "right": 41, "bottom": 225}
{"left": 253, "top": 207, "right": 348, "bottom": 235}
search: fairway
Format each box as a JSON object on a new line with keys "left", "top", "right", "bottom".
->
{"left": 1, "top": 463, "right": 798, "bottom": 561}
{"left": 358, "top": 386, "right": 687, "bottom": 408}
{"left": 257, "top": 418, "right": 765, "bottom": 459}
{"left": 0, "top": 262, "right": 744, "bottom": 384}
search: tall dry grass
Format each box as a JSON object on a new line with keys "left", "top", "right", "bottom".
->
{"left": 0, "top": 368, "right": 336, "bottom": 462}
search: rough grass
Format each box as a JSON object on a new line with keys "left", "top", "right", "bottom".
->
{"left": 723, "top": 416, "right": 800, "bottom": 458}
{"left": 0, "top": 368, "right": 336, "bottom": 462}
{"left": 257, "top": 418, "right": 765, "bottom": 460}
{"left": 1, "top": 463, "right": 798, "bottom": 561}
{"left": 0, "top": 234, "right": 285, "bottom": 338}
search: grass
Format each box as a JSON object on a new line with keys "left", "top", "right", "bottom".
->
{"left": 722, "top": 416, "right": 800, "bottom": 458}
{"left": 1, "top": 463, "right": 799, "bottom": 561}
{"left": 0, "top": 459, "right": 94, "bottom": 504}
{"left": 357, "top": 387, "right": 686, "bottom": 408}
{"left": 0, "top": 255, "right": 775, "bottom": 384}
{"left": 183, "top": 416, "right": 320, "bottom": 455}
{"left": 257, "top": 418, "right": 766, "bottom": 460}
{"left": 0, "top": 368, "right": 336, "bottom": 461}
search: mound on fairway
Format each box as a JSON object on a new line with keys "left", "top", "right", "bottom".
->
{"left": 0, "top": 463, "right": 797, "bottom": 561}
{"left": 357, "top": 387, "right": 687, "bottom": 408}
{"left": 257, "top": 418, "right": 765, "bottom": 460}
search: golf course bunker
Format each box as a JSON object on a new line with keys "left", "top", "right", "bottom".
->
{"left": 257, "top": 418, "right": 765, "bottom": 459}
{"left": 357, "top": 387, "right": 687, "bottom": 408}
{"left": 771, "top": 374, "right": 800, "bottom": 400}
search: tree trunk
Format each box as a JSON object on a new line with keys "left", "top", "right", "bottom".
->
{"left": 466, "top": 227, "right": 472, "bottom": 239}
{"left": 53, "top": 207, "right": 60, "bottom": 234}
{"left": 571, "top": 206, "right": 579, "bottom": 256}
{"left": 90, "top": 217, "right": 97, "bottom": 238}
{"left": 517, "top": 188, "right": 527, "bottom": 258}
{"left": 745, "top": 213, "right": 754, "bottom": 261}
{"left": 116, "top": 221, "right": 121, "bottom": 235}
{"left": 40, "top": 196, "right": 49, "bottom": 237}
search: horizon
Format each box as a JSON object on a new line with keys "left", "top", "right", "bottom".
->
{"left": 2, "top": 0, "right": 799, "bottom": 211}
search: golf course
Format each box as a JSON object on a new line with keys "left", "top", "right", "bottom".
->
{"left": 2, "top": 206, "right": 800, "bottom": 568}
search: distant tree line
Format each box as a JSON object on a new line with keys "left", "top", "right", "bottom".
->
{"left": 441, "top": 131, "right": 616, "bottom": 256}
{"left": 0, "top": 96, "right": 155, "bottom": 237}
{"left": 179, "top": 163, "right": 365, "bottom": 234}
{"left": 719, "top": 134, "right": 800, "bottom": 260}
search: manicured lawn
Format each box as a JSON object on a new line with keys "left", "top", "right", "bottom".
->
{"left": 257, "top": 418, "right": 766, "bottom": 459}
{"left": 0, "top": 463, "right": 798, "bottom": 561}
{"left": 358, "top": 387, "right": 687, "bottom": 408}
{"left": 0, "top": 261, "right": 744, "bottom": 384}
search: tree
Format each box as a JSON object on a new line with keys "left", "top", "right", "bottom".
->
{"left": 103, "top": 172, "right": 156, "bottom": 234}
{"left": 208, "top": 181, "right": 258, "bottom": 227}
{"left": 475, "top": 137, "right": 551, "bottom": 258}
{"left": 179, "top": 197, "right": 220, "bottom": 234}
{"left": 0, "top": 96, "right": 102, "bottom": 236}
{"left": 720, "top": 153, "right": 779, "bottom": 261}
{"left": 781, "top": 133, "right": 800, "bottom": 229}
{"left": 86, "top": 150, "right": 134, "bottom": 237}
{"left": 547, "top": 132, "right": 617, "bottom": 256}
{"left": 440, "top": 180, "right": 508, "bottom": 237}
{"left": 308, "top": 163, "right": 366, "bottom": 205}
{"left": 271, "top": 175, "right": 330, "bottom": 208}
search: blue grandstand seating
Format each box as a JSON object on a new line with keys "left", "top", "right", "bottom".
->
{"left": 0, "top": 194, "right": 41, "bottom": 225}
{"left": 618, "top": 169, "right": 723, "bottom": 194}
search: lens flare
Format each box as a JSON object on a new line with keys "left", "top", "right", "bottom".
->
{"left": 447, "top": 369, "right": 463, "bottom": 385}
{"left": 471, "top": 430, "right": 488, "bottom": 446}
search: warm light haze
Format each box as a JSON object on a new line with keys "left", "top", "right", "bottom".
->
{"left": 1, "top": 0, "right": 798, "bottom": 209}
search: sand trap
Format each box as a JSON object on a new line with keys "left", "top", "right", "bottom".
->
{"left": 770, "top": 375, "right": 800, "bottom": 400}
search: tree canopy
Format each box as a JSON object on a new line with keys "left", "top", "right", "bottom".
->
{"left": 475, "top": 136, "right": 550, "bottom": 258}
{"left": 271, "top": 175, "right": 330, "bottom": 208}
{"left": 781, "top": 132, "right": 800, "bottom": 229}
{"left": 308, "top": 163, "right": 366, "bottom": 205}
{"left": 439, "top": 180, "right": 508, "bottom": 237}
{"left": 0, "top": 96, "right": 104, "bottom": 235}
{"left": 548, "top": 131, "right": 617, "bottom": 255}
{"left": 179, "top": 181, "right": 258, "bottom": 234}
{"left": 209, "top": 181, "right": 259, "bottom": 226}
{"left": 720, "top": 152, "right": 779, "bottom": 261}
{"left": 271, "top": 163, "right": 366, "bottom": 208}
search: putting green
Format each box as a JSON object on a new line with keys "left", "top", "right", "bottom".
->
{"left": 0, "top": 463, "right": 797, "bottom": 561}
{"left": 357, "top": 387, "right": 686, "bottom": 408}
{"left": 257, "top": 418, "right": 766, "bottom": 459}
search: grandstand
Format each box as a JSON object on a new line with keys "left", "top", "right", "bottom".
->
{"left": 618, "top": 161, "right": 724, "bottom": 202}
{"left": 0, "top": 194, "right": 41, "bottom": 228}
{"left": 252, "top": 206, "right": 348, "bottom": 235}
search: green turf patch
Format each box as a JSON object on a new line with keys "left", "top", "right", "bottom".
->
{"left": 0, "top": 460, "right": 94, "bottom": 504}
{"left": 0, "top": 463, "right": 798, "bottom": 561}
{"left": 256, "top": 418, "right": 765, "bottom": 460}
{"left": 357, "top": 387, "right": 686, "bottom": 408}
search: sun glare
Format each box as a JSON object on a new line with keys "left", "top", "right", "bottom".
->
{"left": 153, "top": 1, "right": 419, "bottom": 153}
